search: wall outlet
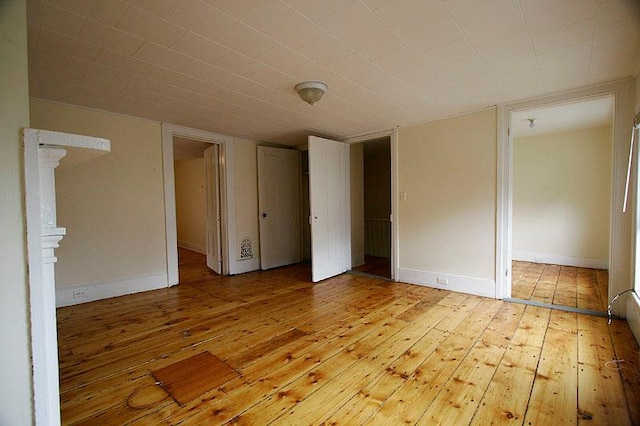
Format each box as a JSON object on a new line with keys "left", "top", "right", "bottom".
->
{"left": 436, "top": 277, "right": 448, "bottom": 285}
{"left": 72, "top": 289, "right": 88, "bottom": 299}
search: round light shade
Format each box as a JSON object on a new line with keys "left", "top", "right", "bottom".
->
{"left": 295, "top": 81, "right": 327, "bottom": 105}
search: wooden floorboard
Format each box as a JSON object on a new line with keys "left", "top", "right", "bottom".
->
{"left": 512, "top": 261, "right": 609, "bottom": 312}
{"left": 57, "top": 249, "right": 640, "bottom": 425}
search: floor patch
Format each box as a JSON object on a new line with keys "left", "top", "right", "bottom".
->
{"left": 152, "top": 351, "right": 239, "bottom": 405}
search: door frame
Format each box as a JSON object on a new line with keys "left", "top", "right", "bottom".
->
{"left": 496, "top": 79, "right": 634, "bottom": 316}
{"left": 343, "top": 128, "right": 399, "bottom": 281}
{"left": 162, "top": 124, "right": 235, "bottom": 283}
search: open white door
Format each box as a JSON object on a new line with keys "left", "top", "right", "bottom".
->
{"left": 258, "top": 146, "right": 301, "bottom": 269}
{"left": 205, "top": 145, "right": 222, "bottom": 274}
{"left": 309, "top": 136, "right": 351, "bottom": 282}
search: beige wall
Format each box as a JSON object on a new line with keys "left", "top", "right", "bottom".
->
{"left": 233, "top": 138, "right": 260, "bottom": 262}
{"left": 398, "top": 109, "right": 497, "bottom": 281}
{"left": 0, "top": 0, "right": 33, "bottom": 422}
{"left": 30, "top": 99, "right": 167, "bottom": 289}
{"left": 175, "top": 158, "right": 206, "bottom": 253}
{"left": 351, "top": 143, "right": 365, "bottom": 266}
{"left": 513, "top": 126, "right": 612, "bottom": 265}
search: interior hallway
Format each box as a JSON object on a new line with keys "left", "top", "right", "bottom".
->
{"left": 56, "top": 249, "right": 639, "bottom": 424}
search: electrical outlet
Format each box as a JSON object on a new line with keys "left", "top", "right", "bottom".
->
{"left": 436, "top": 277, "right": 448, "bottom": 285}
{"left": 72, "top": 289, "right": 88, "bottom": 299}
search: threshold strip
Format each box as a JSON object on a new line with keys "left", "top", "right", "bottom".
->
{"left": 347, "top": 270, "right": 393, "bottom": 281}
{"left": 503, "top": 298, "right": 613, "bottom": 318}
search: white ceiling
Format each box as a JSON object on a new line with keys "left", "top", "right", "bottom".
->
{"left": 27, "top": 0, "right": 640, "bottom": 146}
{"left": 511, "top": 95, "right": 614, "bottom": 137}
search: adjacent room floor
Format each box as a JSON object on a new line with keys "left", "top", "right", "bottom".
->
{"left": 511, "top": 261, "right": 609, "bottom": 312}
{"left": 57, "top": 250, "right": 639, "bottom": 424}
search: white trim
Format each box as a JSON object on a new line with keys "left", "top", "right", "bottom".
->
{"left": 512, "top": 251, "right": 609, "bottom": 270}
{"left": 342, "top": 128, "right": 399, "bottom": 281}
{"left": 497, "top": 79, "right": 634, "bottom": 316}
{"left": 398, "top": 268, "right": 496, "bottom": 298}
{"left": 627, "top": 292, "right": 640, "bottom": 344}
{"left": 178, "top": 241, "right": 206, "bottom": 255}
{"left": 55, "top": 273, "right": 168, "bottom": 307}
{"left": 162, "top": 123, "right": 237, "bottom": 282}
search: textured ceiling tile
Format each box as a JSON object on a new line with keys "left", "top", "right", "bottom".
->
{"left": 165, "top": 0, "right": 237, "bottom": 40}
{"left": 349, "top": 27, "right": 407, "bottom": 61}
{"left": 326, "top": 53, "right": 378, "bottom": 79}
{"left": 374, "top": 49, "right": 426, "bottom": 75}
{"left": 519, "top": 0, "right": 565, "bottom": 15}
{"left": 462, "top": 14, "right": 526, "bottom": 46}
{"left": 258, "top": 8, "right": 326, "bottom": 49}
{"left": 215, "top": 22, "right": 278, "bottom": 58}
{"left": 445, "top": 0, "right": 521, "bottom": 27}
{"left": 215, "top": 51, "right": 266, "bottom": 77}
{"left": 285, "top": 0, "right": 354, "bottom": 21}
{"left": 420, "top": 38, "right": 476, "bottom": 68}
{"left": 538, "top": 40, "right": 592, "bottom": 76}
{"left": 593, "top": 19, "right": 640, "bottom": 48}
{"left": 94, "top": 48, "right": 150, "bottom": 74}
{"left": 476, "top": 32, "right": 534, "bottom": 63}
{"left": 36, "top": 29, "right": 102, "bottom": 61}
{"left": 531, "top": 19, "right": 593, "bottom": 53}
{"left": 44, "top": 0, "right": 129, "bottom": 26}
{"left": 594, "top": 0, "right": 640, "bottom": 28}
{"left": 27, "top": 0, "right": 86, "bottom": 37}
{"left": 128, "top": 0, "right": 179, "bottom": 17}
{"left": 214, "top": 0, "right": 290, "bottom": 27}
{"left": 27, "top": 24, "right": 40, "bottom": 46}
{"left": 402, "top": 16, "right": 464, "bottom": 54}
{"left": 78, "top": 19, "right": 145, "bottom": 55}
{"left": 67, "top": 57, "right": 121, "bottom": 81}
{"left": 116, "top": 6, "right": 186, "bottom": 47}
{"left": 29, "top": 46, "right": 70, "bottom": 69}
{"left": 320, "top": 1, "right": 385, "bottom": 43}
{"left": 525, "top": 0, "right": 597, "bottom": 35}
{"left": 255, "top": 45, "right": 310, "bottom": 72}
{"left": 170, "top": 32, "right": 229, "bottom": 64}
{"left": 296, "top": 34, "right": 354, "bottom": 65}
{"left": 375, "top": 0, "right": 447, "bottom": 31}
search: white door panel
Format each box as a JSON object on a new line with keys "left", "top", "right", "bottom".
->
{"left": 309, "top": 136, "right": 350, "bottom": 282}
{"left": 258, "top": 146, "right": 301, "bottom": 269}
{"left": 205, "top": 145, "right": 222, "bottom": 274}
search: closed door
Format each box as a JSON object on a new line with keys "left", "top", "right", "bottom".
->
{"left": 258, "top": 146, "right": 301, "bottom": 269}
{"left": 204, "top": 145, "right": 222, "bottom": 274}
{"left": 309, "top": 136, "right": 351, "bottom": 282}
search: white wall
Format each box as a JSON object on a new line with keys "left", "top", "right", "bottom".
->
{"left": 0, "top": 0, "right": 33, "bottom": 422}
{"left": 233, "top": 138, "right": 261, "bottom": 267}
{"left": 30, "top": 99, "right": 168, "bottom": 299}
{"left": 513, "top": 126, "right": 612, "bottom": 268}
{"left": 397, "top": 109, "right": 497, "bottom": 297}
{"left": 175, "top": 158, "right": 206, "bottom": 254}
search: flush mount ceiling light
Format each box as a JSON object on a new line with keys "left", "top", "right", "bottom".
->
{"left": 295, "top": 81, "right": 327, "bottom": 105}
{"left": 527, "top": 118, "right": 536, "bottom": 128}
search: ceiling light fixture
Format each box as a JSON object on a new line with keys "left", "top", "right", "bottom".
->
{"left": 527, "top": 118, "right": 536, "bottom": 128}
{"left": 295, "top": 81, "right": 327, "bottom": 105}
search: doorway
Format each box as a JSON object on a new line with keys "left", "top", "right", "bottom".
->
{"left": 172, "top": 136, "right": 223, "bottom": 277}
{"left": 509, "top": 96, "right": 614, "bottom": 312}
{"left": 497, "top": 80, "right": 635, "bottom": 317}
{"left": 352, "top": 137, "right": 392, "bottom": 279}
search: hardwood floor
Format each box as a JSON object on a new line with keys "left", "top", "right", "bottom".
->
{"left": 58, "top": 250, "right": 640, "bottom": 424}
{"left": 511, "top": 261, "right": 609, "bottom": 311}
{"left": 352, "top": 255, "right": 391, "bottom": 279}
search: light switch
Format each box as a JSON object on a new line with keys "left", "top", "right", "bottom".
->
{"left": 400, "top": 191, "right": 407, "bottom": 201}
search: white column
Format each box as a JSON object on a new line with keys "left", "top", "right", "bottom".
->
{"left": 34, "top": 146, "right": 66, "bottom": 426}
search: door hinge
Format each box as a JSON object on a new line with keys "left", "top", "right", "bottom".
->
{"left": 389, "top": 213, "right": 393, "bottom": 222}
{"left": 505, "top": 268, "right": 509, "bottom": 277}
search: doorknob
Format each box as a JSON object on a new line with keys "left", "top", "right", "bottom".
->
{"left": 262, "top": 212, "right": 267, "bottom": 218}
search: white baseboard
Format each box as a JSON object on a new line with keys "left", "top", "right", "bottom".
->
{"left": 627, "top": 292, "right": 640, "bottom": 345}
{"left": 512, "top": 250, "right": 608, "bottom": 269}
{"left": 397, "top": 268, "right": 496, "bottom": 299}
{"left": 56, "top": 272, "right": 168, "bottom": 307}
{"left": 178, "top": 240, "right": 206, "bottom": 255}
